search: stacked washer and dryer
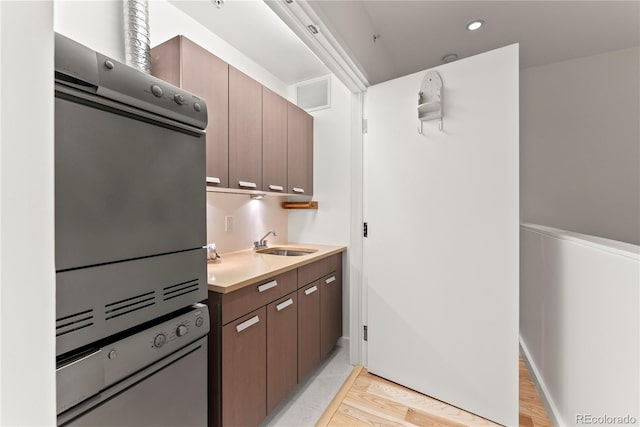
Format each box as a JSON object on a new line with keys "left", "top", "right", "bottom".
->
{"left": 54, "top": 33, "right": 210, "bottom": 426}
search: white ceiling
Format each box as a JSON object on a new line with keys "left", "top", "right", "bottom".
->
{"left": 171, "top": 1, "right": 639, "bottom": 88}
{"left": 169, "top": 0, "right": 329, "bottom": 85}
{"left": 307, "top": 0, "right": 640, "bottom": 84}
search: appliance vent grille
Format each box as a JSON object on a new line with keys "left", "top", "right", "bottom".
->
{"left": 56, "top": 309, "right": 94, "bottom": 336}
{"left": 163, "top": 279, "right": 199, "bottom": 301}
{"left": 105, "top": 291, "right": 155, "bottom": 320}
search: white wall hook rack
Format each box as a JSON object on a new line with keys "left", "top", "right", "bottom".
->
{"left": 417, "top": 70, "right": 443, "bottom": 134}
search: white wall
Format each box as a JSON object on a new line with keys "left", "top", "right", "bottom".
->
{"left": 0, "top": 1, "right": 56, "bottom": 425}
{"left": 521, "top": 47, "right": 640, "bottom": 245}
{"left": 149, "top": 0, "right": 288, "bottom": 97}
{"left": 288, "top": 74, "right": 352, "bottom": 246}
{"left": 54, "top": 0, "right": 124, "bottom": 61}
{"left": 53, "top": 0, "right": 289, "bottom": 97}
{"left": 288, "top": 74, "right": 352, "bottom": 339}
{"left": 520, "top": 223, "right": 639, "bottom": 426}
{"left": 206, "top": 192, "right": 288, "bottom": 254}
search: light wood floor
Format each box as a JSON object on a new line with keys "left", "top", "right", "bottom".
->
{"left": 316, "top": 356, "right": 551, "bottom": 427}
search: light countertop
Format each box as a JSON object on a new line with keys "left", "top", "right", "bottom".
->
{"left": 207, "top": 243, "right": 346, "bottom": 293}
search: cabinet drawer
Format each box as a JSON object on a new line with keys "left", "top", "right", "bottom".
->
{"left": 298, "top": 255, "right": 338, "bottom": 288}
{"left": 221, "top": 269, "right": 297, "bottom": 325}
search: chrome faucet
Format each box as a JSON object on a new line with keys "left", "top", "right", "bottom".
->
{"left": 254, "top": 230, "right": 276, "bottom": 250}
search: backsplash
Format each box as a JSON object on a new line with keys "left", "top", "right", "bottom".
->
{"left": 206, "top": 192, "right": 288, "bottom": 254}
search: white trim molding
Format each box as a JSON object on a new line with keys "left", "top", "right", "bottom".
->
{"left": 520, "top": 338, "right": 563, "bottom": 427}
{"left": 264, "top": 0, "right": 369, "bottom": 93}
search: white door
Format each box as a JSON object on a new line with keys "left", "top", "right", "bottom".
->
{"left": 363, "top": 45, "right": 520, "bottom": 426}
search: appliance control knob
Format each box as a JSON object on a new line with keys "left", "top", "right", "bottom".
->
{"left": 195, "top": 317, "right": 204, "bottom": 327}
{"left": 176, "top": 325, "right": 188, "bottom": 337}
{"left": 193, "top": 102, "right": 202, "bottom": 112}
{"left": 153, "top": 333, "right": 167, "bottom": 348}
{"left": 151, "top": 84, "right": 164, "bottom": 98}
{"left": 108, "top": 350, "right": 117, "bottom": 360}
{"left": 174, "top": 94, "right": 185, "bottom": 105}
{"left": 104, "top": 60, "right": 114, "bottom": 70}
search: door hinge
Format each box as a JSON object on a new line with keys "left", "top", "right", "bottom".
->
{"left": 362, "top": 118, "right": 368, "bottom": 134}
{"left": 363, "top": 222, "right": 368, "bottom": 238}
{"left": 363, "top": 325, "right": 368, "bottom": 341}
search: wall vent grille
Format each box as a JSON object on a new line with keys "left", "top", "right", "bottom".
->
{"left": 295, "top": 76, "right": 331, "bottom": 112}
{"left": 105, "top": 291, "right": 155, "bottom": 320}
{"left": 56, "top": 309, "right": 94, "bottom": 337}
{"left": 163, "top": 279, "right": 199, "bottom": 301}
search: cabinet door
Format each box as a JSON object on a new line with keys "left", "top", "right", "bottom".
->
{"left": 222, "top": 307, "right": 266, "bottom": 427}
{"left": 151, "top": 36, "right": 229, "bottom": 187}
{"left": 320, "top": 266, "right": 342, "bottom": 359}
{"left": 180, "top": 37, "right": 229, "bottom": 187}
{"left": 287, "top": 103, "right": 313, "bottom": 195}
{"left": 266, "top": 293, "right": 297, "bottom": 414}
{"left": 262, "top": 87, "right": 288, "bottom": 193}
{"left": 297, "top": 281, "right": 320, "bottom": 381}
{"left": 229, "top": 66, "right": 262, "bottom": 190}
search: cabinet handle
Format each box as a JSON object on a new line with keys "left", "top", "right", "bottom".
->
{"left": 239, "top": 181, "right": 257, "bottom": 188}
{"left": 269, "top": 185, "right": 284, "bottom": 191}
{"left": 257, "top": 280, "right": 278, "bottom": 293}
{"left": 236, "top": 315, "right": 260, "bottom": 333}
{"left": 276, "top": 298, "right": 294, "bottom": 312}
{"left": 206, "top": 177, "right": 221, "bottom": 184}
{"left": 292, "top": 187, "right": 305, "bottom": 193}
{"left": 304, "top": 285, "right": 318, "bottom": 295}
{"left": 325, "top": 276, "right": 336, "bottom": 284}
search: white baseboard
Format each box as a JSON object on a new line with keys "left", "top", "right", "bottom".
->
{"left": 519, "top": 336, "right": 564, "bottom": 427}
{"left": 337, "top": 336, "right": 350, "bottom": 348}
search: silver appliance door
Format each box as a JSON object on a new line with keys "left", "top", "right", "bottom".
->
{"left": 60, "top": 338, "right": 207, "bottom": 427}
{"left": 55, "top": 92, "right": 206, "bottom": 271}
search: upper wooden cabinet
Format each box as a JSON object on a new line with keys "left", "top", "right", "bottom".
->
{"left": 262, "top": 87, "right": 288, "bottom": 193}
{"left": 153, "top": 36, "right": 314, "bottom": 195}
{"left": 229, "top": 66, "right": 262, "bottom": 191}
{"left": 151, "top": 35, "right": 229, "bottom": 187}
{"left": 287, "top": 103, "right": 313, "bottom": 196}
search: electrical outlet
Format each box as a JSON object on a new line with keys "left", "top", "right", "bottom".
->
{"left": 225, "top": 216, "right": 233, "bottom": 232}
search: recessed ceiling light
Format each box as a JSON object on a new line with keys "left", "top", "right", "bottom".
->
{"left": 442, "top": 54, "right": 459, "bottom": 63}
{"left": 467, "top": 20, "right": 484, "bottom": 31}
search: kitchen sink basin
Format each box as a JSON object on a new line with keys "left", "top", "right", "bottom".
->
{"left": 257, "top": 247, "right": 317, "bottom": 256}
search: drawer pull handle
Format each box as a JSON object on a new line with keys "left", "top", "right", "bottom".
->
{"left": 292, "top": 187, "right": 305, "bottom": 193}
{"left": 258, "top": 280, "right": 278, "bottom": 293}
{"left": 269, "top": 185, "right": 284, "bottom": 191}
{"left": 239, "top": 181, "right": 257, "bottom": 188}
{"left": 304, "top": 285, "right": 318, "bottom": 295}
{"left": 236, "top": 316, "right": 260, "bottom": 333}
{"left": 276, "top": 298, "right": 294, "bottom": 312}
{"left": 206, "top": 177, "right": 221, "bottom": 184}
{"left": 325, "top": 276, "right": 336, "bottom": 284}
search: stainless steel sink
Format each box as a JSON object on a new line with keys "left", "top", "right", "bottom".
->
{"left": 257, "top": 247, "right": 317, "bottom": 256}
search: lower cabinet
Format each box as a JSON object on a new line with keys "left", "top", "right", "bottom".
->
{"left": 297, "top": 281, "right": 321, "bottom": 382}
{"left": 221, "top": 307, "right": 266, "bottom": 427}
{"left": 320, "top": 263, "right": 343, "bottom": 359}
{"left": 208, "top": 253, "right": 343, "bottom": 427}
{"left": 266, "top": 293, "right": 298, "bottom": 414}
